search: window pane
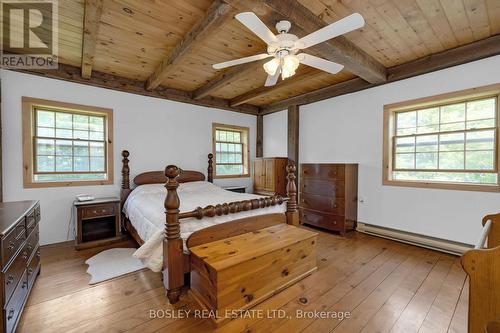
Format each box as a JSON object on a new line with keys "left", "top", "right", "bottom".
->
{"left": 74, "top": 157, "right": 90, "bottom": 172}
{"left": 216, "top": 130, "right": 220, "bottom": 141}
{"left": 418, "top": 107, "right": 439, "bottom": 127}
{"left": 395, "top": 137, "right": 415, "bottom": 153}
{"left": 439, "top": 152, "right": 464, "bottom": 169}
{"left": 56, "top": 156, "right": 73, "bottom": 172}
{"left": 37, "top": 110, "right": 54, "bottom": 127}
{"left": 467, "top": 118, "right": 495, "bottom": 130}
{"left": 393, "top": 171, "right": 497, "bottom": 184}
{"left": 466, "top": 130, "right": 495, "bottom": 150}
{"left": 74, "top": 142, "right": 89, "bottom": 156}
{"left": 233, "top": 132, "right": 241, "bottom": 142}
{"left": 440, "top": 122, "right": 465, "bottom": 132}
{"left": 396, "top": 111, "right": 416, "bottom": 131}
{"left": 89, "top": 116, "right": 104, "bottom": 132}
{"left": 74, "top": 130, "right": 89, "bottom": 140}
{"left": 417, "top": 125, "right": 439, "bottom": 134}
{"left": 395, "top": 153, "right": 414, "bottom": 169}
{"left": 56, "top": 128, "right": 72, "bottom": 139}
{"left": 89, "top": 131, "right": 104, "bottom": 140}
{"left": 74, "top": 115, "right": 89, "bottom": 130}
{"left": 439, "top": 133, "right": 464, "bottom": 151}
{"left": 90, "top": 157, "right": 105, "bottom": 172}
{"left": 56, "top": 113, "right": 72, "bottom": 129}
{"left": 466, "top": 151, "right": 495, "bottom": 170}
{"left": 226, "top": 131, "right": 233, "bottom": 142}
{"left": 235, "top": 144, "right": 242, "bottom": 153}
{"left": 90, "top": 142, "right": 104, "bottom": 157}
{"left": 467, "top": 98, "right": 495, "bottom": 120}
{"left": 36, "top": 138, "right": 54, "bottom": 155}
{"left": 416, "top": 135, "right": 438, "bottom": 152}
{"left": 37, "top": 127, "right": 55, "bottom": 137}
{"left": 219, "top": 131, "right": 226, "bottom": 141}
{"left": 440, "top": 103, "right": 465, "bottom": 124}
{"left": 416, "top": 152, "right": 438, "bottom": 169}
{"left": 37, "top": 155, "right": 55, "bottom": 172}
{"left": 56, "top": 140, "right": 72, "bottom": 156}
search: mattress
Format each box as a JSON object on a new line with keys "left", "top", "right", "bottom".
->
{"left": 123, "top": 181, "right": 286, "bottom": 271}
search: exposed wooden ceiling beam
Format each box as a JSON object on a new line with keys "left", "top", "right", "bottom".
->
{"left": 192, "top": 59, "right": 266, "bottom": 100}
{"left": 81, "top": 0, "right": 104, "bottom": 79}
{"left": 230, "top": 70, "right": 313, "bottom": 106}
{"left": 12, "top": 64, "right": 259, "bottom": 115}
{"left": 224, "top": 0, "right": 387, "bottom": 84}
{"left": 146, "top": 0, "right": 232, "bottom": 91}
{"left": 261, "top": 34, "right": 500, "bottom": 114}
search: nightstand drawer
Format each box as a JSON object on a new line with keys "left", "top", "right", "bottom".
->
{"left": 82, "top": 204, "right": 115, "bottom": 219}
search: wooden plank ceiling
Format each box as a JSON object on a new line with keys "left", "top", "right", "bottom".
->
{"left": 36, "top": 0, "right": 500, "bottom": 113}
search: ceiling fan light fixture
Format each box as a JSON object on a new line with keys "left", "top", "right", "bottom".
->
{"left": 281, "top": 54, "right": 300, "bottom": 79}
{"left": 263, "top": 58, "right": 280, "bottom": 75}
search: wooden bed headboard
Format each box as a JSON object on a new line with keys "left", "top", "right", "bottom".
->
{"left": 120, "top": 150, "right": 214, "bottom": 206}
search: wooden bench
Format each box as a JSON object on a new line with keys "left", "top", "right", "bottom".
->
{"left": 189, "top": 223, "right": 318, "bottom": 325}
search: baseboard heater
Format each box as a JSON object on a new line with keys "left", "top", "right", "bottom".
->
{"left": 356, "top": 222, "right": 473, "bottom": 256}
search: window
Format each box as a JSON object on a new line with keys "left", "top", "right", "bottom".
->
{"left": 383, "top": 84, "right": 500, "bottom": 191}
{"left": 22, "top": 97, "right": 113, "bottom": 187}
{"left": 212, "top": 123, "right": 249, "bottom": 178}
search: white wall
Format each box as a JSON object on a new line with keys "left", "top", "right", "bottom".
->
{"left": 1, "top": 70, "right": 256, "bottom": 245}
{"left": 263, "top": 110, "right": 287, "bottom": 157}
{"left": 300, "top": 55, "right": 500, "bottom": 245}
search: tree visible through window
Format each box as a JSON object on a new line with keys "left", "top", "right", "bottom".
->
{"left": 212, "top": 124, "right": 249, "bottom": 177}
{"left": 23, "top": 97, "right": 113, "bottom": 187}
{"left": 383, "top": 86, "right": 500, "bottom": 191}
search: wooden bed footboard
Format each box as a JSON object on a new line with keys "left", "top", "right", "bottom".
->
{"left": 162, "top": 163, "right": 299, "bottom": 304}
{"left": 461, "top": 213, "right": 500, "bottom": 333}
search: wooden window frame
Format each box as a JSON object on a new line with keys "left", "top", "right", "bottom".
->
{"left": 383, "top": 83, "right": 500, "bottom": 192}
{"left": 212, "top": 123, "right": 250, "bottom": 179}
{"left": 22, "top": 97, "right": 114, "bottom": 188}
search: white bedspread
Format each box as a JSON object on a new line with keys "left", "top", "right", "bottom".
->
{"left": 123, "top": 181, "right": 285, "bottom": 272}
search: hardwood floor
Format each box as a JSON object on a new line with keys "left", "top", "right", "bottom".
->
{"left": 17, "top": 230, "right": 468, "bottom": 333}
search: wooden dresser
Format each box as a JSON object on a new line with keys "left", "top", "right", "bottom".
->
{"left": 299, "top": 164, "right": 358, "bottom": 235}
{"left": 253, "top": 157, "right": 288, "bottom": 196}
{"left": 0, "top": 200, "right": 40, "bottom": 333}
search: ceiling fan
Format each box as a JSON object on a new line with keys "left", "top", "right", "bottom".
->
{"left": 212, "top": 12, "right": 365, "bottom": 87}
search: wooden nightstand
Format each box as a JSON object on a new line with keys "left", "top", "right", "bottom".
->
{"left": 74, "top": 197, "right": 125, "bottom": 250}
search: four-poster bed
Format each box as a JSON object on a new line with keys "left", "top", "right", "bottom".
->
{"left": 120, "top": 150, "right": 303, "bottom": 304}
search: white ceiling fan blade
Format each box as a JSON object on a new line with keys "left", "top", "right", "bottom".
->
{"left": 235, "top": 12, "right": 278, "bottom": 45}
{"left": 296, "top": 13, "right": 365, "bottom": 49}
{"left": 298, "top": 54, "right": 344, "bottom": 74}
{"left": 265, "top": 67, "right": 281, "bottom": 87}
{"left": 213, "top": 53, "right": 271, "bottom": 70}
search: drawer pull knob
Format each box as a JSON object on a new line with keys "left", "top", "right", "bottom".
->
{"left": 8, "top": 242, "right": 15, "bottom": 250}
{"left": 28, "top": 268, "right": 33, "bottom": 275}
{"left": 22, "top": 281, "right": 28, "bottom": 289}
{"left": 7, "top": 308, "right": 15, "bottom": 320}
{"left": 6, "top": 275, "right": 14, "bottom": 284}
{"left": 22, "top": 251, "right": 28, "bottom": 260}
{"left": 27, "top": 245, "right": 33, "bottom": 251}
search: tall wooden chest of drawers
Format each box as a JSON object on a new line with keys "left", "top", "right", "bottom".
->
{"left": 0, "top": 201, "right": 41, "bottom": 333}
{"left": 299, "top": 164, "right": 358, "bottom": 235}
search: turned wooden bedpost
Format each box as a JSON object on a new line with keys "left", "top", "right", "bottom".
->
{"left": 207, "top": 153, "right": 214, "bottom": 183}
{"left": 286, "top": 163, "right": 299, "bottom": 226}
{"left": 163, "top": 165, "right": 184, "bottom": 304}
{"left": 120, "top": 150, "right": 132, "bottom": 207}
